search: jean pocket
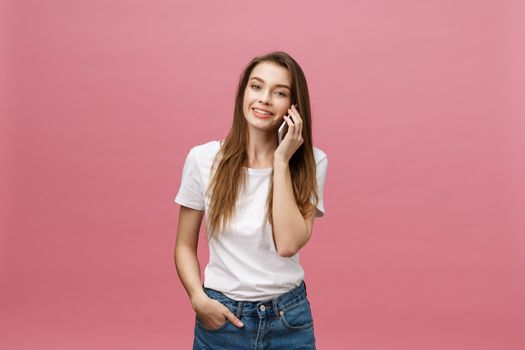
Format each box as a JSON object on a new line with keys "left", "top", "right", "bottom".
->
{"left": 196, "top": 314, "right": 231, "bottom": 332}
{"left": 203, "top": 288, "right": 230, "bottom": 305}
{"left": 279, "top": 298, "right": 314, "bottom": 330}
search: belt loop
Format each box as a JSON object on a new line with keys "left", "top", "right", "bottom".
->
{"left": 273, "top": 298, "right": 280, "bottom": 318}
{"left": 236, "top": 301, "right": 243, "bottom": 318}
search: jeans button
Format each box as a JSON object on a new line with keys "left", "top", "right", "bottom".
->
{"left": 259, "top": 305, "right": 266, "bottom": 311}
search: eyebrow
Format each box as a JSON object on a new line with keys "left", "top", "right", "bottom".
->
{"left": 249, "top": 76, "right": 291, "bottom": 90}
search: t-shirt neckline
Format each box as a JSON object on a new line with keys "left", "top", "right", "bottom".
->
{"left": 217, "top": 140, "right": 273, "bottom": 175}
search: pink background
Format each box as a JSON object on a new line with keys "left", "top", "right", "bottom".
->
{"left": 2, "top": 0, "right": 524, "bottom": 349}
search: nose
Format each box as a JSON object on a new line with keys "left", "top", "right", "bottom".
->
{"left": 259, "top": 90, "right": 272, "bottom": 105}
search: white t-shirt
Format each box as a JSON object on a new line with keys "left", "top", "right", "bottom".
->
{"left": 174, "top": 140, "right": 328, "bottom": 301}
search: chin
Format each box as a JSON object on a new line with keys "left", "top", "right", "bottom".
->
{"left": 247, "top": 120, "right": 276, "bottom": 131}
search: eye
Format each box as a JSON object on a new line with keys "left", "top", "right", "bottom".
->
{"left": 251, "top": 84, "right": 287, "bottom": 97}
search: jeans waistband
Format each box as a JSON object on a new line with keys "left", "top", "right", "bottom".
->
{"left": 201, "top": 280, "right": 308, "bottom": 319}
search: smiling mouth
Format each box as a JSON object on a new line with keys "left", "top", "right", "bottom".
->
{"left": 252, "top": 108, "right": 274, "bottom": 118}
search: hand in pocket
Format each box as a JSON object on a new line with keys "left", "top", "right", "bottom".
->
{"left": 193, "top": 294, "right": 244, "bottom": 329}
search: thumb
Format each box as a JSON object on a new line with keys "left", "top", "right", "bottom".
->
{"left": 223, "top": 308, "right": 244, "bottom": 328}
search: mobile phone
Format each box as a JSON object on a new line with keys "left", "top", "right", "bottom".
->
{"left": 278, "top": 104, "right": 296, "bottom": 144}
{"left": 278, "top": 119, "right": 288, "bottom": 144}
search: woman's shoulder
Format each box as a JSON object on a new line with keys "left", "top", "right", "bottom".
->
{"left": 188, "top": 140, "right": 222, "bottom": 156}
{"left": 312, "top": 146, "right": 327, "bottom": 163}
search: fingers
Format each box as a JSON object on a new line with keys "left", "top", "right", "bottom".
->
{"left": 286, "top": 104, "right": 303, "bottom": 140}
{"left": 284, "top": 114, "right": 294, "bottom": 127}
{"left": 202, "top": 317, "right": 228, "bottom": 330}
{"left": 283, "top": 114, "right": 294, "bottom": 141}
{"left": 224, "top": 308, "right": 244, "bottom": 328}
{"left": 199, "top": 307, "right": 244, "bottom": 330}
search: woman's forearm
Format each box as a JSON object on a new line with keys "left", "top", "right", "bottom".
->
{"left": 272, "top": 160, "right": 308, "bottom": 257}
{"left": 174, "top": 245, "right": 207, "bottom": 309}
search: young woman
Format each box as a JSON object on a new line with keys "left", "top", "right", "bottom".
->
{"left": 174, "top": 51, "right": 328, "bottom": 350}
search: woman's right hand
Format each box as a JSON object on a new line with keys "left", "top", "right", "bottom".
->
{"left": 191, "top": 293, "right": 244, "bottom": 329}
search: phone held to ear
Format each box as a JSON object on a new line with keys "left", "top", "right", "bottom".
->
{"left": 278, "top": 111, "right": 296, "bottom": 144}
{"left": 278, "top": 119, "right": 288, "bottom": 144}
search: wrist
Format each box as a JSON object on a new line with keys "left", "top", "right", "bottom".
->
{"left": 190, "top": 291, "right": 208, "bottom": 311}
{"left": 273, "top": 158, "right": 289, "bottom": 168}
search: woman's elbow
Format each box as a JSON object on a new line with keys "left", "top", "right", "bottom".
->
{"left": 277, "top": 245, "right": 298, "bottom": 258}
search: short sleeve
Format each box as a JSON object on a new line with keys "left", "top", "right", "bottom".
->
{"left": 174, "top": 147, "right": 205, "bottom": 210}
{"left": 310, "top": 154, "right": 328, "bottom": 217}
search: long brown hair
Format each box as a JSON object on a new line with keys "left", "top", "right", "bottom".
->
{"left": 205, "top": 51, "right": 319, "bottom": 239}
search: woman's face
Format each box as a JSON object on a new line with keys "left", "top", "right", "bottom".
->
{"left": 243, "top": 61, "right": 292, "bottom": 132}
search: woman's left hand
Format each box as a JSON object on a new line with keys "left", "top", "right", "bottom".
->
{"left": 274, "top": 104, "right": 304, "bottom": 164}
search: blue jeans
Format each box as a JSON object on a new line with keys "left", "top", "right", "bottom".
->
{"left": 193, "top": 280, "right": 316, "bottom": 349}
